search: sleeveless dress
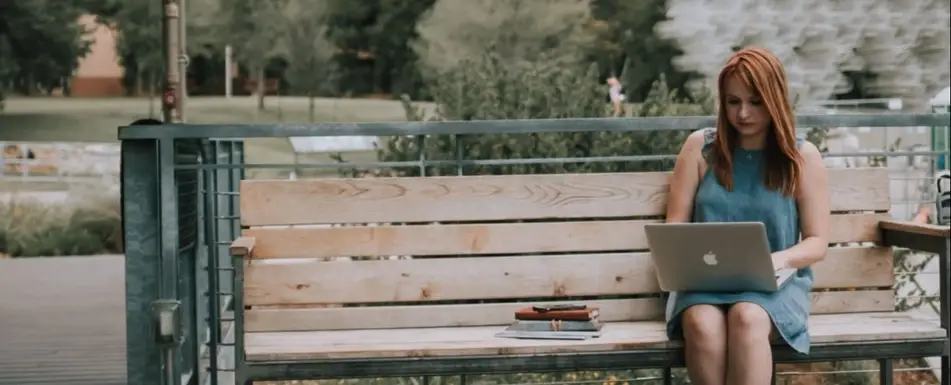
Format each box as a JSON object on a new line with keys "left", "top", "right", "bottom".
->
{"left": 664, "top": 128, "right": 814, "bottom": 354}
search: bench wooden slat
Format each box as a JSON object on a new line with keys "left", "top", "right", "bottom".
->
{"left": 244, "top": 246, "right": 892, "bottom": 306}
{"left": 245, "top": 290, "right": 894, "bottom": 332}
{"left": 243, "top": 312, "right": 941, "bottom": 361}
{"left": 243, "top": 213, "right": 887, "bottom": 259}
{"left": 239, "top": 168, "right": 889, "bottom": 226}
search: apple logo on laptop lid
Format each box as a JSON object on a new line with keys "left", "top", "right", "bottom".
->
{"left": 703, "top": 251, "right": 718, "bottom": 266}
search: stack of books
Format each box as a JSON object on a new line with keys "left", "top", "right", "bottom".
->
{"left": 494, "top": 304, "right": 603, "bottom": 340}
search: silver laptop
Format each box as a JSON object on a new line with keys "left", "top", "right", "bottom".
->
{"left": 644, "top": 222, "right": 795, "bottom": 293}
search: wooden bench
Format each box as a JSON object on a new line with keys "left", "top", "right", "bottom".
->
{"left": 228, "top": 167, "right": 951, "bottom": 384}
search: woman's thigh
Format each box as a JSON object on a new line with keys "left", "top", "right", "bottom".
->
{"left": 681, "top": 304, "right": 728, "bottom": 336}
{"left": 725, "top": 301, "right": 780, "bottom": 341}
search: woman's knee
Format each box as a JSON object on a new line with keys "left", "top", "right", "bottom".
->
{"left": 682, "top": 304, "right": 727, "bottom": 342}
{"left": 727, "top": 302, "right": 773, "bottom": 338}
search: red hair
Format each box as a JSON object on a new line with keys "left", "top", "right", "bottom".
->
{"left": 709, "top": 46, "right": 802, "bottom": 196}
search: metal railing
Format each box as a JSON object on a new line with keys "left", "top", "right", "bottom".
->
{"left": 118, "top": 112, "right": 950, "bottom": 385}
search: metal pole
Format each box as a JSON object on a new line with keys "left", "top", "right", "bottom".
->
{"left": 159, "top": 3, "right": 184, "bottom": 385}
{"left": 162, "top": 0, "right": 184, "bottom": 124}
{"left": 225, "top": 45, "right": 233, "bottom": 99}
{"left": 179, "top": 0, "right": 188, "bottom": 106}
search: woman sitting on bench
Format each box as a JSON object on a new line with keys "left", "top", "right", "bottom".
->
{"left": 664, "top": 46, "right": 830, "bottom": 385}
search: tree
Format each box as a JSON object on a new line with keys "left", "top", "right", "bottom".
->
{"left": 323, "top": 0, "right": 435, "bottom": 98}
{"left": 221, "top": 0, "right": 289, "bottom": 110}
{"left": 98, "top": 0, "right": 163, "bottom": 101}
{"left": 92, "top": 0, "right": 223, "bottom": 100}
{"left": 0, "top": 36, "right": 15, "bottom": 110}
{"left": 413, "top": 0, "right": 592, "bottom": 75}
{"left": 282, "top": 0, "right": 337, "bottom": 121}
{"left": 586, "top": 0, "right": 699, "bottom": 102}
{"left": 0, "top": 0, "right": 94, "bottom": 97}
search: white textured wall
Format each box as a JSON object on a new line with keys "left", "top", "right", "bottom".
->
{"left": 656, "top": 0, "right": 951, "bottom": 108}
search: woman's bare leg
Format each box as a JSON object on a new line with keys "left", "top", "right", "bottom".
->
{"left": 725, "top": 302, "right": 774, "bottom": 384}
{"left": 682, "top": 304, "right": 728, "bottom": 385}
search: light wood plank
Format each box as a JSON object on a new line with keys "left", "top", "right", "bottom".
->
{"left": 239, "top": 168, "right": 890, "bottom": 226}
{"left": 243, "top": 213, "right": 888, "bottom": 259}
{"left": 880, "top": 220, "right": 951, "bottom": 238}
{"left": 244, "top": 290, "right": 893, "bottom": 332}
{"left": 243, "top": 312, "right": 942, "bottom": 361}
{"left": 229, "top": 236, "right": 255, "bottom": 257}
{"left": 244, "top": 246, "right": 892, "bottom": 306}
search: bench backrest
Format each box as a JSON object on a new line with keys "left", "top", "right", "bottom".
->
{"left": 238, "top": 168, "right": 892, "bottom": 332}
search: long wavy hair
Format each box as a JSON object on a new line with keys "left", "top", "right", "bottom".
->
{"left": 709, "top": 46, "right": 802, "bottom": 196}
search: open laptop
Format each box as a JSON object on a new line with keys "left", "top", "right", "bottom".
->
{"left": 644, "top": 222, "right": 796, "bottom": 293}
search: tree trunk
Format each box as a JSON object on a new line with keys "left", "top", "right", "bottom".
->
{"left": 256, "top": 66, "right": 266, "bottom": 111}
{"left": 308, "top": 90, "right": 316, "bottom": 122}
{"left": 24, "top": 74, "right": 34, "bottom": 96}
{"left": 148, "top": 71, "right": 156, "bottom": 118}
{"left": 135, "top": 63, "right": 144, "bottom": 97}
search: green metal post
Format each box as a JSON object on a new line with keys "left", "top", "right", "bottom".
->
{"left": 123, "top": 139, "right": 164, "bottom": 385}
{"left": 931, "top": 105, "right": 948, "bottom": 171}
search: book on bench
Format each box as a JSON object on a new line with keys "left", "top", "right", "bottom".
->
{"left": 514, "top": 306, "right": 600, "bottom": 321}
{"left": 495, "top": 304, "right": 603, "bottom": 340}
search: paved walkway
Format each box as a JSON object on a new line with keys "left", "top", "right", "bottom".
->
{"left": 0, "top": 255, "right": 126, "bottom": 385}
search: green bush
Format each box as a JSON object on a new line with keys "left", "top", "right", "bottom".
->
{"left": 0, "top": 192, "right": 122, "bottom": 257}
{"left": 333, "top": 53, "right": 713, "bottom": 177}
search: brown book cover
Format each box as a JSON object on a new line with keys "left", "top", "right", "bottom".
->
{"left": 514, "top": 306, "right": 599, "bottom": 321}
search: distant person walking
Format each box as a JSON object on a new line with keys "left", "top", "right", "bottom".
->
{"left": 607, "top": 76, "right": 624, "bottom": 117}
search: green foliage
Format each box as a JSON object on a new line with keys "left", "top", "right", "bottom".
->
{"left": 588, "top": 0, "right": 699, "bottom": 102}
{"left": 414, "top": 0, "right": 592, "bottom": 77}
{"left": 0, "top": 0, "right": 94, "bottom": 95}
{"left": 324, "top": 0, "right": 436, "bottom": 98}
{"left": 0, "top": 0, "right": 692, "bottom": 101}
{"left": 0, "top": 193, "right": 122, "bottom": 257}
{"left": 282, "top": 0, "right": 337, "bottom": 98}
{"left": 350, "top": 53, "right": 713, "bottom": 178}
{"left": 97, "top": 0, "right": 164, "bottom": 95}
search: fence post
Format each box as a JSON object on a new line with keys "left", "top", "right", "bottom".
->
{"left": 123, "top": 139, "right": 165, "bottom": 385}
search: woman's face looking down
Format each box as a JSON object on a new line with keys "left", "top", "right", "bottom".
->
{"left": 723, "top": 74, "right": 771, "bottom": 145}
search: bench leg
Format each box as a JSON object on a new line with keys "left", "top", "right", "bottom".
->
{"left": 662, "top": 367, "right": 672, "bottom": 385}
{"left": 944, "top": 355, "right": 950, "bottom": 385}
{"left": 771, "top": 362, "right": 776, "bottom": 385}
{"left": 878, "top": 359, "right": 893, "bottom": 385}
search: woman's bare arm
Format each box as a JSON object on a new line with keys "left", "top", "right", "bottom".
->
{"left": 665, "top": 130, "right": 708, "bottom": 223}
{"left": 773, "top": 141, "right": 830, "bottom": 269}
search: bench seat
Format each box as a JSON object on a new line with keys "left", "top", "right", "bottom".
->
{"left": 245, "top": 312, "right": 944, "bottom": 361}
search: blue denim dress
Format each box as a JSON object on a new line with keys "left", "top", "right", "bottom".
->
{"left": 665, "top": 128, "right": 813, "bottom": 354}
